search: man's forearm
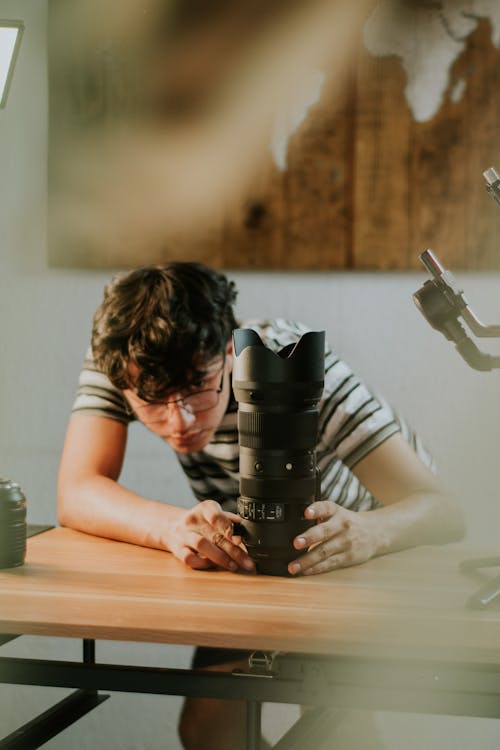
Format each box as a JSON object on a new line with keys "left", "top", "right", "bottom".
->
{"left": 57, "top": 475, "right": 185, "bottom": 551}
{"left": 361, "top": 491, "right": 465, "bottom": 558}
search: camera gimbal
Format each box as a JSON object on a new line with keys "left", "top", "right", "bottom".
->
{"left": 414, "top": 178, "right": 500, "bottom": 369}
{"left": 413, "top": 167, "right": 500, "bottom": 608}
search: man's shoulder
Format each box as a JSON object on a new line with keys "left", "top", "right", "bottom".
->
{"left": 72, "top": 345, "right": 132, "bottom": 424}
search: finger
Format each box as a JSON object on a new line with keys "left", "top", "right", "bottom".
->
{"left": 226, "top": 511, "right": 243, "bottom": 523}
{"left": 294, "top": 555, "right": 348, "bottom": 576}
{"left": 192, "top": 510, "right": 255, "bottom": 571}
{"left": 304, "top": 500, "right": 341, "bottom": 522}
{"left": 210, "top": 532, "right": 255, "bottom": 572}
{"left": 194, "top": 532, "right": 255, "bottom": 572}
{"left": 288, "top": 538, "right": 351, "bottom": 575}
{"left": 202, "top": 505, "right": 240, "bottom": 537}
{"left": 180, "top": 547, "right": 216, "bottom": 570}
{"left": 195, "top": 516, "right": 254, "bottom": 570}
{"left": 293, "top": 516, "right": 348, "bottom": 551}
{"left": 191, "top": 533, "right": 239, "bottom": 571}
{"left": 215, "top": 510, "right": 243, "bottom": 528}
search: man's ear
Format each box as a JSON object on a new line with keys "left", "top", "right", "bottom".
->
{"left": 225, "top": 338, "right": 234, "bottom": 368}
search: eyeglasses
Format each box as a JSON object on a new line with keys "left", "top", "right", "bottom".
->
{"left": 131, "top": 360, "right": 226, "bottom": 425}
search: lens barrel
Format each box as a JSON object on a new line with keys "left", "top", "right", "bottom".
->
{"left": 0, "top": 478, "right": 27, "bottom": 569}
{"left": 233, "top": 328, "right": 325, "bottom": 576}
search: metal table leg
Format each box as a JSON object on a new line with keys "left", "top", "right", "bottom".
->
{"left": 246, "top": 699, "right": 262, "bottom": 750}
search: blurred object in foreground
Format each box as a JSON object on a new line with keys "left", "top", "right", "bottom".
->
{"left": 48, "top": 0, "right": 374, "bottom": 268}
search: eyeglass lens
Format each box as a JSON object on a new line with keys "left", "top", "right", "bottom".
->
{"left": 134, "top": 360, "right": 225, "bottom": 423}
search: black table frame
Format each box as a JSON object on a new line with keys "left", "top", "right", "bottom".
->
{"left": 2, "top": 635, "right": 500, "bottom": 750}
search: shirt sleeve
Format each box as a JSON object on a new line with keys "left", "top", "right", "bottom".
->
{"left": 71, "top": 347, "right": 134, "bottom": 425}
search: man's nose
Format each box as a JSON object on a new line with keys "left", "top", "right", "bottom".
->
{"left": 168, "top": 401, "right": 196, "bottom": 431}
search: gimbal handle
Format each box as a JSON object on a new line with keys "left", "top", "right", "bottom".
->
{"left": 420, "top": 249, "right": 500, "bottom": 338}
{"left": 414, "top": 250, "right": 500, "bottom": 371}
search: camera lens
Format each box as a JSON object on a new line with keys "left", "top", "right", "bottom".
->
{"left": 233, "top": 328, "right": 324, "bottom": 576}
{"left": 0, "top": 478, "right": 27, "bottom": 569}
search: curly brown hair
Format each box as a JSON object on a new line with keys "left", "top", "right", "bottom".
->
{"left": 91, "top": 262, "right": 238, "bottom": 401}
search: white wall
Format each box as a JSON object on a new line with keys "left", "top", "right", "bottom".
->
{"left": 2, "top": 1, "right": 500, "bottom": 747}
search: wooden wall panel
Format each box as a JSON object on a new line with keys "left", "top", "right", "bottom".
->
{"left": 353, "top": 19, "right": 500, "bottom": 271}
{"left": 463, "top": 21, "right": 500, "bottom": 269}
{"left": 408, "top": 62, "right": 469, "bottom": 271}
{"left": 216, "top": 69, "right": 354, "bottom": 270}
{"left": 48, "top": 7, "right": 500, "bottom": 270}
{"left": 352, "top": 42, "right": 412, "bottom": 269}
{"left": 409, "top": 20, "right": 500, "bottom": 271}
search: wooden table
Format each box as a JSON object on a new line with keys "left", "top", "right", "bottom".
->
{"left": 2, "top": 527, "right": 500, "bottom": 748}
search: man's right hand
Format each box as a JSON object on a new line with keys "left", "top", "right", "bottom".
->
{"left": 165, "top": 500, "right": 255, "bottom": 572}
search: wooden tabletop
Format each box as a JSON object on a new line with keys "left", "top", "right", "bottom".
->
{"left": 0, "top": 527, "right": 499, "bottom": 663}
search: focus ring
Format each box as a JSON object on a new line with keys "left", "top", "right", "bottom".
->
{"left": 238, "top": 410, "right": 318, "bottom": 449}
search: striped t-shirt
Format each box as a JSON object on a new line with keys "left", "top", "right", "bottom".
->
{"left": 72, "top": 318, "right": 433, "bottom": 513}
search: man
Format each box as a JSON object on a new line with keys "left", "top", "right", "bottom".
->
{"left": 58, "top": 261, "right": 464, "bottom": 749}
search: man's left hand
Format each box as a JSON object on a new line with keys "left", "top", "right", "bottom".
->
{"left": 288, "top": 500, "right": 378, "bottom": 576}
